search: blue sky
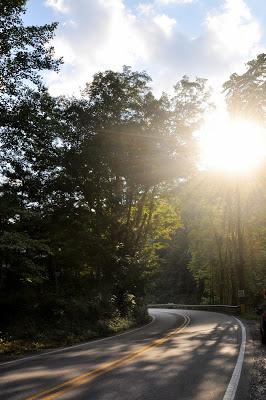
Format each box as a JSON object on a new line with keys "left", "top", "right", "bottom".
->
{"left": 23, "top": 0, "right": 266, "bottom": 96}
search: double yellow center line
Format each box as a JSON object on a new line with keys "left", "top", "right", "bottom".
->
{"left": 26, "top": 314, "right": 190, "bottom": 400}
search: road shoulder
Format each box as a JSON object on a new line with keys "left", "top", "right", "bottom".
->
{"left": 236, "top": 318, "right": 266, "bottom": 400}
{"left": 245, "top": 319, "right": 266, "bottom": 400}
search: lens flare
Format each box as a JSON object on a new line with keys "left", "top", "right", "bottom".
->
{"left": 199, "top": 114, "right": 266, "bottom": 173}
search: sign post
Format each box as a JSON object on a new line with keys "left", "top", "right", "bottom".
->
{"left": 238, "top": 289, "right": 245, "bottom": 314}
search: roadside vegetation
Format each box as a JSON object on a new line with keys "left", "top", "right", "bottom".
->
{"left": 1, "top": 1, "right": 266, "bottom": 356}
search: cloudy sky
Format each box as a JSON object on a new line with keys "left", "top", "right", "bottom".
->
{"left": 24, "top": 0, "right": 266, "bottom": 96}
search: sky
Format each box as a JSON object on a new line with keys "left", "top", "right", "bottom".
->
{"left": 24, "top": 0, "right": 266, "bottom": 97}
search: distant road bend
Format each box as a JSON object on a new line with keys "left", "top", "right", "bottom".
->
{"left": 0, "top": 308, "right": 246, "bottom": 400}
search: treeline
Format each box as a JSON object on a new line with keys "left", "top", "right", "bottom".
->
{"left": 0, "top": 1, "right": 210, "bottom": 345}
{"left": 1, "top": 1, "right": 266, "bottom": 349}
{"left": 151, "top": 55, "right": 266, "bottom": 306}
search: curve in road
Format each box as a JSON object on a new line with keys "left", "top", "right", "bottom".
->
{"left": 0, "top": 309, "right": 246, "bottom": 400}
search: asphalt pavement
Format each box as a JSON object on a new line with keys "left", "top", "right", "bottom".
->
{"left": 0, "top": 309, "right": 246, "bottom": 400}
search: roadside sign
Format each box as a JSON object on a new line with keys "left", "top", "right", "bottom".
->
{"left": 238, "top": 289, "right": 245, "bottom": 298}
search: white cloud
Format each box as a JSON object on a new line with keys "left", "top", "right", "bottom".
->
{"left": 44, "top": 0, "right": 264, "bottom": 96}
{"left": 137, "top": 3, "right": 154, "bottom": 16}
{"left": 153, "top": 14, "right": 176, "bottom": 37}
{"left": 45, "top": 0, "right": 69, "bottom": 13}
{"left": 157, "top": 0, "right": 195, "bottom": 4}
{"left": 205, "top": 0, "right": 260, "bottom": 59}
{"left": 45, "top": 0, "right": 146, "bottom": 95}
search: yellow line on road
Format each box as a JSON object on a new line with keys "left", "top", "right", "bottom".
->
{"left": 26, "top": 314, "right": 190, "bottom": 400}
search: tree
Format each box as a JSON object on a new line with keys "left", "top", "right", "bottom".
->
{"left": 0, "top": 0, "right": 62, "bottom": 333}
{"left": 222, "top": 54, "right": 266, "bottom": 305}
{"left": 148, "top": 227, "right": 198, "bottom": 304}
{"left": 0, "top": 2, "right": 213, "bottom": 345}
{"left": 223, "top": 53, "right": 266, "bottom": 124}
{"left": 0, "top": 0, "right": 60, "bottom": 95}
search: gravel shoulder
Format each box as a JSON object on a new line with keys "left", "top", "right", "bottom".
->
{"left": 244, "top": 319, "right": 266, "bottom": 400}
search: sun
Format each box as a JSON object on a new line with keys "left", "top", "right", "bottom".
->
{"left": 199, "top": 113, "right": 266, "bottom": 174}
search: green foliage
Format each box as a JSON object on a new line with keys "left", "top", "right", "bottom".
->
{"left": 224, "top": 53, "right": 266, "bottom": 124}
{"left": 147, "top": 227, "right": 200, "bottom": 304}
{"left": 0, "top": 1, "right": 211, "bottom": 351}
{"left": 0, "top": 0, "right": 60, "bottom": 95}
{"left": 180, "top": 170, "right": 266, "bottom": 305}
{"left": 8, "top": 1, "right": 266, "bottom": 357}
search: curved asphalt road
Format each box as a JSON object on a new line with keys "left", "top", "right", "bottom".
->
{"left": 0, "top": 309, "right": 246, "bottom": 400}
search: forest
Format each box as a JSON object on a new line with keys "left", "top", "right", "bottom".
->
{"left": 1, "top": 1, "right": 266, "bottom": 353}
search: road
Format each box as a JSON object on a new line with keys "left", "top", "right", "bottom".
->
{"left": 0, "top": 309, "right": 247, "bottom": 400}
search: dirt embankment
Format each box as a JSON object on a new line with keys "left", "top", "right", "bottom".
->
{"left": 247, "top": 320, "right": 266, "bottom": 400}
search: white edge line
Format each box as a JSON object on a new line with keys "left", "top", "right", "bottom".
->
{"left": 0, "top": 315, "right": 156, "bottom": 368}
{"left": 223, "top": 316, "right": 246, "bottom": 400}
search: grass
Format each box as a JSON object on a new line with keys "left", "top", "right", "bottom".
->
{"left": 0, "top": 314, "right": 150, "bottom": 362}
{"left": 240, "top": 311, "right": 261, "bottom": 321}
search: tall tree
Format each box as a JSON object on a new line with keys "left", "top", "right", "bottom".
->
{"left": 224, "top": 53, "right": 266, "bottom": 124}
{"left": 0, "top": 0, "right": 60, "bottom": 95}
{"left": 0, "top": 0, "right": 62, "bottom": 331}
